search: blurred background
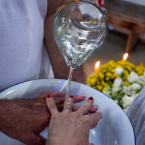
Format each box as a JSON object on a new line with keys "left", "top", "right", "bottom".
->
{"left": 83, "top": 0, "right": 145, "bottom": 79}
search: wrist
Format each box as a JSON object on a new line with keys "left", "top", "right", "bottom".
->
{"left": 46, "top": 135, "right": 82, "bottom": 145}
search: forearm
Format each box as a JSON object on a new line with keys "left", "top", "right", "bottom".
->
{"left": 0, "top": 99, "right": 24, "bottom": 132}
{"left": 0, "top": 99, "right": 15, "bottom": 133}
{"left": 0, "top": 98, "right": 50, "bottom": 144}
{"left": 0, "top": 100, "right": 7, "bottom": 131}
{"left": 44, "top": 14, "right": 85, "bottom": 84}
{"left": 47, "top": 0, "right": 70, "bottom": 17}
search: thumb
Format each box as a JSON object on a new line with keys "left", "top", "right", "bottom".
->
{"left": 36, "top": 134, "right": 46, "bottom": 145}
{"left": 28, "top": 134, "right": 46, "bottom": 145}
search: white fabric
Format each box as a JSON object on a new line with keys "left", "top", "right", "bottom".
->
{"left": 0, "top": 0, "right": 54, "bottom": 92}
{"left": 123, "top": 0, "right": 145, "bottom": 6}
{"left": 126, "top": 87, "right": 145, "bottom": 145}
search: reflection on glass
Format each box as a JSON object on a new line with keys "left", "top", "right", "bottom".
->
{"left": 53, "top": 1, "right": 108, "bottom": 98}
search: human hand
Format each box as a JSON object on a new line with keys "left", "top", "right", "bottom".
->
{"left": 45, "top": 95, "right": 102, "bottom": 145}
{"left": 0, "top": 91, "right": 97, "bottom": 145}
{"left": 38, "top": 91, "right": 99, "bottom": 113}
{"left": 0, "top": 91, "right": 64, "bottom": 145}
{"left": 0, "top": 97, "right": 49, "bottom": 145}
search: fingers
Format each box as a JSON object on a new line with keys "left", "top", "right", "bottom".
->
{"left": 51, "top": 91, "right": 66, "bottom": 98}
{"left": 87, "top": 105, "right": 98, "bottom": 114}
{"left": 91, "top": 122, "right": 98, "bottom": 129}
{"left": 73, "top": 94, "right": 86, "bottom": 103}
{"left": 27, "top": 134, "right": 46, "bottom": 145}
{"left": 73, "top": 105, "right": 98, "bottom": 113}
{"left": 36, "top": 91, "right": 55, "bottom": 100}
{"left": 36, "top": 135, "right": 46, "bottom": 145}
{"left": 63, "top": 96, "right": 74, "bottom": 112}
{"left": 86, "top": 112, "right": 103, "bottom": 129}
{"left": 54, "top": 94, "right": 86, "bottom": 107}
{"left": 37, "top": 91, "right": 66, "bottom": 101}
{"left": 46, "top": 95, "right": 58, "bottom": 115}
{"left": 38, "top": 92, "right": 86, "bottom": 107}
{"left": 57, "top": 104, "right": 98, "bottom": 114}
{"left": 54, "top": 94, "right": 86, "bottom": 105}
{"left": 77, "top": 97, "right": 94, "bottom": 115}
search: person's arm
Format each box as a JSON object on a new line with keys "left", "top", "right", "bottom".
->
{"left": 45, "top": 95, "right": 102, "bottom": 145}
{"left": 0, "top": 91, "right": 97, "bottom": 145}
{"left": 0, "top": 91, "right": 64, "bottom": 145}
{"left": 0, "top": 96, "right": 49, "bottom": 145}
{"left": 44, "top": 0, "right": 85, "bottom": 84}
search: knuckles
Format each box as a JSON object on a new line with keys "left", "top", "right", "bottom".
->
{"left": 78, "top": 106, "right": 88, "bottom": 115}
{"left": 83, "top": 117, "right": 92, "bottom": 127}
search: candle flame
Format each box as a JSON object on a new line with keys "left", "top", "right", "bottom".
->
{"left": 123, "top": 53, "right": 128, "bottom": 60}
{"left": 95, "top": 61, "right": 101, "bottom": 73}
{"left": 95, "top": 61, "right": 100, "bottom": 68}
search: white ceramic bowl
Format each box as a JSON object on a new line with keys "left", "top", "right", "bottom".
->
{"left": 0, "top": 79, "right": 135, "bottom": 145}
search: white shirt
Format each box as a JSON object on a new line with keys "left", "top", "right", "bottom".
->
{"left": 0, "top": 0, "right": 54, "bottom": 92}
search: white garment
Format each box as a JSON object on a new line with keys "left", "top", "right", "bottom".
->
{"left": 126, "top": 87, "right": 145, "bottom": 145}
{"left": 0, "top": 0, "right": 54, "bottom": 92}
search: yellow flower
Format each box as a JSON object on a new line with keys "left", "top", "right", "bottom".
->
{"left": 98, "top": 73, "right": 104, "bottom": 79}
{"left": 140, "top": 62, "right": 145, "bottom": 67}
{"left": 106, "top": 72, "right": 112, "bottom": 77}
{"left": 104, "top": 83, "right": 109, "bottom": 87}
{"left": 97, "top": 86, "right": 102, "bottom": 91}
{"left": 106, "top": 77, "right": 110, "bottom": 81}
{"left": 87, "top": 59, "right": 145, "bottom": 103}
{"left": 102, "top": 88, "right": 106, "bottom": 92}
{"left": 124, "top": 82, "right": 130, "bottom": 86}
{"left": 108, "top": 60, "right": 116, "bottom": 65}
{"left": 124, "top": 70, "right": 129, "bottom": 76}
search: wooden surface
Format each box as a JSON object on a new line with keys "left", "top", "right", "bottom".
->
{"left": 104, "top": 0, "right": 145, "bottom": 52}
{"left": 105, "top": 0, "right": 145, "bottom": 21}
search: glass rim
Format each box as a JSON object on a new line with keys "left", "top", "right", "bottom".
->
{"left": 52, "top": 0, "right": 108, "bottom": 34}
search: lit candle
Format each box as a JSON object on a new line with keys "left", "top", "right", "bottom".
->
{"left": 95, "top": 61, "right": 100, "bottom": 73}
{"left": 122, "top": 53, "right": 128, "bottom": 61}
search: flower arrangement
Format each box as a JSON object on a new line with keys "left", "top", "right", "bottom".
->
{"left": 87, "top": 60, "right": 145, "bottom": 110}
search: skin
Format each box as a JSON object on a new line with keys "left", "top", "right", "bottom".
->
{"left": 46, "top": 96, "right": 102, "bottom": 145}
{"left": 0, "top": 0, "right": 96, "bottom": 144}
{"left": 0, "top": 97, "right": 48, "bottom": 145}
{"left": 44, "top": 0, "right": 86, "bottom": 84}
{"left": 0, "top": 91, "right": 98, "bottom": 145}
